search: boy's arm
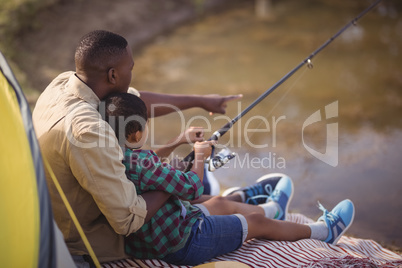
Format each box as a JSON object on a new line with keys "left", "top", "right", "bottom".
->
{"left": 188, "top": 140, "right": 215, "bottom": 186}
{"left": 154, "top": 127, "right": 204, "bottom": 159}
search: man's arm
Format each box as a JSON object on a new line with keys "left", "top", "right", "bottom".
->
{"left": 142, "top": 191, "right": 171, "bottom": 222}
{"left": 139, "top": 91, "right": 243, "bottom": 118}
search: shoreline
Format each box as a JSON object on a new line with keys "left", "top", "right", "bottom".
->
{"left": 7, "top": 0, "right": 243, "bottom": 97}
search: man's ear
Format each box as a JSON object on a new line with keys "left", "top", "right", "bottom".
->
{"left": 107, "top": 68, "right": 117, "bottom": 85}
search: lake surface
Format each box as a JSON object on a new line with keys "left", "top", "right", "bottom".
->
{"left": 132, "top": 1, "right": 402, "bottom": 249}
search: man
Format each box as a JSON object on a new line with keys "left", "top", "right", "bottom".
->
{"left": 32, "top": 30, "right": 241, "bottom": 264}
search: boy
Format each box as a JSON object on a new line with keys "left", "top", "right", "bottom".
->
{"left": 101, "top": 93, "right": 355, "bottom": 266}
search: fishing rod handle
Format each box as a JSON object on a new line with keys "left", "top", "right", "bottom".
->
{"left": 182, "top": 132, "right": 220, "bottom": 162}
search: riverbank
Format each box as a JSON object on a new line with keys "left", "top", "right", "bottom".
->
{"left": 1, "top": 0, "right": 244, "bottom": 102}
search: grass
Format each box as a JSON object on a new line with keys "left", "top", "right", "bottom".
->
{"left": 0, "top": 0, "right": 61, "bottom": 103}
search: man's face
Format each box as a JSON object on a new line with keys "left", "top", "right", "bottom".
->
{"left": 114, "top": 46, "right": 134, "bottom": 93}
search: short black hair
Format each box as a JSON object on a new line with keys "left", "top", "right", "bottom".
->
{"left": 75, "top": 30, "right": 128, "bottom": 73}
{"left": 100, "top": 93, "right": 148, "bottom": 144}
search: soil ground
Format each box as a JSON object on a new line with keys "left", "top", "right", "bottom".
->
{"left": 9, "top": 0, "right": 239, "bottom": 101}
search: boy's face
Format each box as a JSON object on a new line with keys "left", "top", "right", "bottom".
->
{"left": 127, "top": 123, "right": 148, "bottom": 149}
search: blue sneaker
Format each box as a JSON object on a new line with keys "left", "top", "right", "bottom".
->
{"left": 222, "top": 173, "right": 286, "bottom": 205}
{"left": 267, "top": 175, "right": 294, "bottom": 220}
{"left": 317, "top": 199, "right": 355, "bottom": 245}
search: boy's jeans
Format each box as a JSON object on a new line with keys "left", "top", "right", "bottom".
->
{"left": 162, "top": 213, "right": 248, "bottom": 266}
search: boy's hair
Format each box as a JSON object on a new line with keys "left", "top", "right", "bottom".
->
{"left": 100, "top": 93, "right": 148, "bottom": 143}
{"left": 75, "top": 30, "right": 128, "bottom": 73}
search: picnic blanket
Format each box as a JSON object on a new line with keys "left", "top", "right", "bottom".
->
{"left": 102, "top": 213, "right": 402, "bottom": 268}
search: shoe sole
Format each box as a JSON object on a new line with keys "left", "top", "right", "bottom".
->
{"left": 221, "top": 187, "right": 241, "bottom": 197}
{"left": 256, "top": 173, "right": 288, "bottom": 183}
{"left": 222, "top": 173, "right": 287, "bottom": 197}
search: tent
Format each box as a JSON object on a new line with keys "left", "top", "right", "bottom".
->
{"left": 0, "top": 51, "right": 74, "bottom": 267}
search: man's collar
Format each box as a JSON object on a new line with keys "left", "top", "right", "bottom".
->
{"left": 65, "top": 73, "right": 100, "bottom": 108}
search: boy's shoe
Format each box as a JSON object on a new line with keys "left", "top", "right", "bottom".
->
{"left": 222, "top": 173, "right": 286, "bottom": 205}
{"left": 267, "top": 175, "right": 294, "bottom": 220}
{"left": 317, "top": 199, "right": 355, "bottom": 245}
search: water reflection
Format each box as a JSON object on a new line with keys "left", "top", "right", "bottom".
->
{"left": 133, "top": 1, "right": 402, "bottom": 248}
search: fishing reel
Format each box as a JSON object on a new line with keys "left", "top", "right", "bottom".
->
{"left": 207, "top": 146, "right": 236, "bottom": 172}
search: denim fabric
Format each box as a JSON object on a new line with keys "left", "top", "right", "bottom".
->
{"left": 193, "top": 204, "right": 211, "bottom": 216}
{"left": 162, "top": 214, "right": 244, "bottom": 266}
{"left": 71, "top": 256, "right": 91, "bottom": 268}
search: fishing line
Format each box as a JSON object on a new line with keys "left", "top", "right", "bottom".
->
{"left": 183, "top": 0, "right": 383, "bottom": 170}
{"left": 245, "top": 66, "right": 309, "bottom": 144}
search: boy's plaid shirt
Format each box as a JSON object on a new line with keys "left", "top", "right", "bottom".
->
{"left": 123, "top": 149, "right": 204, "bottom": 259}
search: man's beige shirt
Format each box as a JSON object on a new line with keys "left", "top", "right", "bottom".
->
{"left": 33, "top": 71, "right": 147, "bottom": 262}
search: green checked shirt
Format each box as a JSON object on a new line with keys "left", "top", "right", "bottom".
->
{"left": 123, "top": 149, "right": 204, "bottom": 259}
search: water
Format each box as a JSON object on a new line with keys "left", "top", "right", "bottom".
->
{"left": 132, "top": 1, "right": 402, "bottom": 249}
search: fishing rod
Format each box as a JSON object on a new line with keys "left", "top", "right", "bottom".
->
{"left": 184, "top": 0, "right": 383, "bottom": 170}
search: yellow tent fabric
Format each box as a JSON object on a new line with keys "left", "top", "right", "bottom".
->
{"left": 0, "top": 59, "right": 39, "bottom": 267}
{"left": 0, "top": 52, "right": 74, "bottom": 267}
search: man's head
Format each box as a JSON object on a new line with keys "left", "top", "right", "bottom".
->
{"left": 75, "top": 30, "right": 134, "bottom": 96}
{"left": 100, "top": 93, "right": 148, "bottom": 149}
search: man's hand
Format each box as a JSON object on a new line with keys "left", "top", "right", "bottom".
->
{"left": 202, "top": 94, "right": 243, "bottom": 115}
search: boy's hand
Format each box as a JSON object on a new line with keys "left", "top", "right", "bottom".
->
{"left": 193, "top": 140, "right": 216, "bottom": 160}
{"left": 179, "top": 127, "right": 204, "bottom": 144}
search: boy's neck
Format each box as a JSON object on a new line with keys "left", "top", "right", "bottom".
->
{"left": 125, "top": 145, "right": 142, "bottom": 150}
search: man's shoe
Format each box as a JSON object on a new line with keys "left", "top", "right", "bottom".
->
{"left": 317, "top": 199, "right": 355, "bottom": 245}
{"left": 222, "top": 173, "right": 286, "bottom": 205}
{"left": 267, "top": 175, "right": 294, "bottom": 220}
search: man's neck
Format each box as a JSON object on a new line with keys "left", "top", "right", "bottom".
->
{"left": 75, "top": 72, "right": 109, "bottom": 99}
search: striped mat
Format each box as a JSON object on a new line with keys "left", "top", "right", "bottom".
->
{"left": 102, "top": 213, "right": 402, "bottom": 268}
